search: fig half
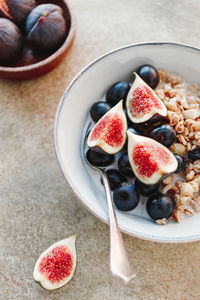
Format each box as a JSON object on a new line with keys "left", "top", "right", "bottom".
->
{"left": 33, "top": 235, "right": 77, "bottom": 290}
{"left": 87, "top": 100, "right": 127, "bottom": 154}
{"left": 126, "top": 73, "right": 167, "bottom": 123}
{"left": 127, "top": 131, "right": 178, "bottom": 185}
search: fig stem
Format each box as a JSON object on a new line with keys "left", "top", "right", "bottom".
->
{"left": 39, "top": 16, "right": 45, "bottom": 22}
{"left": 39, "top": 12, "right": 49, "bottom": 22}
{"left": 42, "top": 12, "right": 49, "bottom": 17}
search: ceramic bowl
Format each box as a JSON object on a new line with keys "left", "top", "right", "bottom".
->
{"left": 0, "top": 0, "right": 75, "bottom": 80}
{"left": 55, "top": 42, "right": 200, "bottom": 243}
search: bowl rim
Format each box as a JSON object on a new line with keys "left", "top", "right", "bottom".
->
{"left": 0, "top": 0, "right": 76, "bottom": 73}
{"left": 54, "top": 41, "right": 200, "bottom": 243}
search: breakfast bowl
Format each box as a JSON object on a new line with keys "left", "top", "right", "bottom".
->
{"left": 55, "top": 42, "right": 200, "bottom": 243}
{"left": 0, "top": 0, "right": 75, "bottom": 80}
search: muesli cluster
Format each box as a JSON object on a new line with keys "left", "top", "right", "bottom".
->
{"left": 156, "top": 69, "right": 200, "bottom": 222}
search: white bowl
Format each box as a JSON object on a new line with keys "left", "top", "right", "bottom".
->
{"left": 55, "top": 42, "right": 200, "bottom": 243}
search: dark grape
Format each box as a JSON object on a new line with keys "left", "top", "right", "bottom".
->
{"left": 101, "top": 169, "right": 127, "bottom": 191}
{"left": 137, "top": 64, "right": 159, "bottom": 89}
{"left": 113, "top": 182, "right": 140, "bottom": 211}
{"left": 106, "top": 81, "right": 130, "bottom": 106}
{"left": 86, "top": 149, "right": 114, "bottom": 167}
{"left": 149, "top": 124, "right": 176, "bottom": 147}
{"left": 146, "top": 193, "right": 174, "bottom": 221}
{"left": 188, "top": 146, "right": 200, "bottom": 161}
{"left": 135, "top": 179, "right": 160, "bottom": 196}
{"left": 90, "top": 101, "right": 111, "bottom": 122}
{"left": 174, "top": 154, "right": 189, "bottom": 173}
{"left": 118, "top": 153, "right": 135, "bottom": 178}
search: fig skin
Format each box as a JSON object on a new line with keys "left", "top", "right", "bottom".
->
{"left": 8, "top": 0, "right": 36, "bottom": 25}
{"left": 0, "top": 18, "right": 23, "bottom": 64}
{"left": 26, "top": 4, "right": 67, "bottom": 52}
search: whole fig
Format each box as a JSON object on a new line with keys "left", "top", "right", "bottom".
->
{"left": 0, "top": 18, "right": 23, "bottom": 64}
{"left": 0, "top": 0, "right": 36, "bottom": 25}
{"left": 9, "top": 0, "right": 36, "bottom": 25}
{"left": 26, "top": 4, "right": 67, "bottom": 52}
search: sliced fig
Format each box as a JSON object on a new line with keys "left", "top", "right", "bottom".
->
{"left": 33, "top": 235, "right": 77, "bottom": 290}
{"left": 126, "top": 73, "right": 167, "bottom": 123}
{"left": 87, "top": 100, "right": 127, "bottom": 154}
{"left": 127, "top": 131, "right": 178, "bottom": 185}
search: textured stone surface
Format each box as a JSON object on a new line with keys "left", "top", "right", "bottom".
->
{"left": 1, "top": 0, "right": 200, "bottom": 299}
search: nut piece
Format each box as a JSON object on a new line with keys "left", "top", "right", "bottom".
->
{"left": 163, "top": 174, "right": 174, "bottom": 185}
{"left": 184, "top": 208, "right": 194, "bottom": 216}
{"left": 156, "top": 218, "right": 167, "bottom": 225}
{"left": 185, "top": 170, "right": 195, "bottom": 181}
{"left": 161, "top": 184, "right": 174, "bottom": 194}
{"left": 178, "top": 182, "right": 195, "bottom": 196}
{"left": 155, "top": 68, "right": 200, "bottom": 223}
{"left": 173, "top": 209, "right": 183, "bottom": 223}
{"left": 183, "top": 109, "right": 200, "bottom": 120}
{"left": 170, "top": 143, "right": 186, "bottom": 155}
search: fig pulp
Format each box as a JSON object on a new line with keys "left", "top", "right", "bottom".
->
{"left": 126, "top": 73, "right": 167, "bottom": 123}
{"left": 26, "top": 4, "right": 67, "bottom": 52}
{"left": 33, "top": 235, "right": 77, "bottom": 290}
{"left": 87, "top": 100, "right": 127, "bottom": 154}
{"left": 127, "top": 131, "right": 178, "bottom": 185}
{"left": 0, "top": 18, "right": 23, "bottom": 64}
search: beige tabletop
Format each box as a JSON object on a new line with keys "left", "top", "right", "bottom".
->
{"left": 1, "top": 0, "right": 200, "bottom": 299}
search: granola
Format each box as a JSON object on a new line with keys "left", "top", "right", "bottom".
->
{"left": 156, "top": 69, "right": 200, "bottom": 222}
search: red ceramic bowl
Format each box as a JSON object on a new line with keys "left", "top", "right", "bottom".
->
{"left": 0, "top": 0, "right": 76, "bottom": 80}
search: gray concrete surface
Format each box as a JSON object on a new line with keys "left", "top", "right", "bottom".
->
{"left": 1, "top": 0, "right": 200, "bottom": 299}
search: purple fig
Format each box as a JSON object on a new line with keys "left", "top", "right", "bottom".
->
{"left": 0, "top": 18, "right": 23, "bottom": 64}
{"left": 25, "top": 4, "right": 67, "bottom": 52}
{"left": 0, "top": 0, "right": 36, "bottom": 25}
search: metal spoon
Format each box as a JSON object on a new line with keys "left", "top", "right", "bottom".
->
{"left": 82, "top": 122, "right": 136, "bottom": 284}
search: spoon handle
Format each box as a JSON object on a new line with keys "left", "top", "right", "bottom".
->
{"left": 100, "top": 169, "right": 136, "bottom": 284}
